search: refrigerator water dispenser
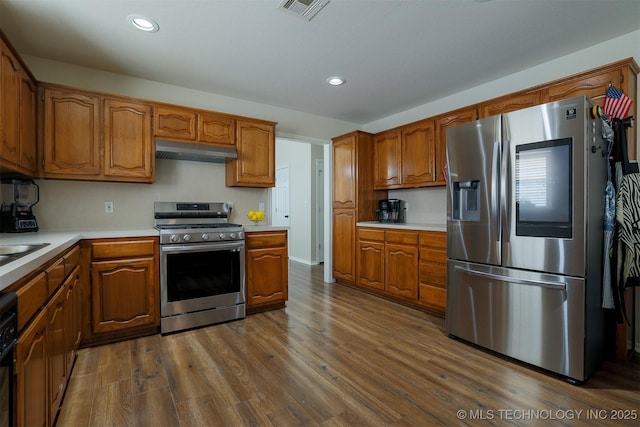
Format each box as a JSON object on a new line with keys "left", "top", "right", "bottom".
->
{"left": 452, "top": 180, "right": 480, "bottom": 221}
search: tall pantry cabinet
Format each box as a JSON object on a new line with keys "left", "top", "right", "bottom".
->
{"left": 332, "top": 131, "right": 387, "bottom": 284}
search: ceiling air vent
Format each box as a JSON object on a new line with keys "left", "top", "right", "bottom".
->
{"left": 278, "top": 0, "right": 330, "bottom": 21}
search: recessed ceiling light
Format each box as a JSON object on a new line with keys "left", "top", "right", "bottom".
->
{"left": 127, "top": 14, "right": 159, "bottom": 32}
{"left": 327, "top": 76, "right": 346, "bottom": 86}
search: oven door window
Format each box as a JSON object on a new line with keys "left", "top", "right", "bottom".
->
{"left": 515, "top": 137, "right": 572, "bottom": 238}
{"left": 166, "top": 250, "right": 241, "bottom": 301}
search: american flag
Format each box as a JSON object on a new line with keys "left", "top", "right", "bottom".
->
{"left": 603, "top": 85, "right": 633, "bottom": 119}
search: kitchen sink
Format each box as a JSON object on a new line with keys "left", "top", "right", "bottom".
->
{"left": 0, "top": 243, "right": 50, "bottom": 267}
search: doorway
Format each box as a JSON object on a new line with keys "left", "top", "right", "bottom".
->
{"left": 272, "top": 166, "right": 290, "bottom": 227}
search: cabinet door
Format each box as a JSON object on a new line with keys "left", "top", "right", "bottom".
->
{"left": 15, "top": 308, "right": 48, "bottom": 427}
{"left": 47, "top": 284, "right": 67, "bottom": 424}
{"left": 19, "top": 73, "right": 37, "bottom": 174}
{"left": 103, "top": 99, "right": 154, "bottom": 181}
{"left": 385, "top": 231, "right": 419, "bottom": 300}
{"left": 246, "top": 246, "right": 288, "bottom": 309}
{"left": 402, "top": 119, "right": 435, "bottom": 187}
{"left": 356, "top": 229, "right": 385, "bottom": 290}
{"left": 153, "top": 106, "right": 196, "bottom": 140}
{"left": 63, "top": 267, "right": 81, "bottom": 373}
{"left": 332, "top": 134, "right": 356, "bottom": 208}
{"left": 226, "top": 120, "right": 275, "bottom": 187}
{"left": 43, "top": 89, "right": 101, "bottom": 177}
{"left": 543, "top": 68, "right": 621, "bottom": 104}
{"left": 198, "top": 112, "right": 235, "bottom": 145}
{"left": 91, "top": 257, "right": 158, "bottom": 334}
{"left": 332, "top": 208, "right": 356, "bottom": 284}
{"left": 479, "top": 92, "right": 541, "bottom": 118}
{"left": 0, "top": 40, "right": 20, "bottom": 166}
{"left": 373, "top": 130, "right": 401, "bottom": 189}
{"left": 435, "top": 107, "right": 477, "bottom": 185}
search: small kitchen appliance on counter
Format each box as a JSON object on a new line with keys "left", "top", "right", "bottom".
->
{"left": 376, "top": 199, "right": 406, "bottom": 223}
{"left": 0, "top": 179, "right": 40, "bottom": 233}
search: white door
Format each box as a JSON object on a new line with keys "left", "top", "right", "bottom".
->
{"left": 316, "top": 160, "right": 324, "bottom": 263}
{"left": 272, "top": 166, "right": 290, "bottom": 226}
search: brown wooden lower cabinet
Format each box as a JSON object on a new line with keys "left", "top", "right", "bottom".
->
{"left": 47, "top": 284, "right": 66, "bottom": 424}
{"left": 13, "top": 244, "right": 82, "bottom": 427}
{"left": 417, "top": 231, "right": 447, "bottom": 316}
{"left": 86, "top": 238, "right": 159, "bottom": 341}
{"left": 355, "top": 227, "right": 447, "bottom": 316}
{"left": 15, "top": 308, "right": 48, "bottom": 427}
{"left": 245, "top": 230, "right": 288, "bottom": 313}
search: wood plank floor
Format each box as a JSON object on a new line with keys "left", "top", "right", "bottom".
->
{"left": 57, "top": 262, "right": 639, "bottom": 426}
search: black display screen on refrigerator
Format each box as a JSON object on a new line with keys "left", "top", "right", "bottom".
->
{"left": 515, "top": 137, "right": 572, "bottom": 238}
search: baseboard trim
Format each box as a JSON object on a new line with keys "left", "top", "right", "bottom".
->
{"left": 289, "top": 256, "right": 319, "bottom": 266}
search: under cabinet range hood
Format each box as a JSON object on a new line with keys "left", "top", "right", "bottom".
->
{"left": 155, "top": 140, "right": 238, "bottom": 163}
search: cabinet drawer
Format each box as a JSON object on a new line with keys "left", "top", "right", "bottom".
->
{"left": 419, "top": 232, "right": 446, "bottom": 249}
{"left": 419, "top": 261, "right": 446, "bottom": 287}
{"left": 91, "top": 239, "right": 156, "bottom": 259}
{"left": 358, "top": 228, "right": 385, "bottom": 242}
{"left": 420, "top": 247, "right": 446, "bottom": 264}
{"left": 386, "top": 231, "right": 418, "bottom": 245}
{"left": 419, "top": 283, "right": 446, "bottom": 313}
{"left": 46, "top": 257, "right": 65, "bottom": 294}
{"left": 246, "top": 231, "right": 287, "bottom": 249}
{"left": 64, "top": 245, "right": 80, "bottom": 276}
{"left": 16, "top": 272, "right": 48, "bottom": 330}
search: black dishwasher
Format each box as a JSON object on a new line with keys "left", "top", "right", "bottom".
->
{"left": 0, "top": 293, "right": 17, "bottom": 427}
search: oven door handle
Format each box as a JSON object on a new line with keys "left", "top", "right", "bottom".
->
{"left": 161, "top": 241, "right": 245, "bottom": 253}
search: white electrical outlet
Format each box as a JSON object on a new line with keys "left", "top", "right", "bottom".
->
{"left": 105, "top": 201, "right": 114, "bottom": 213}
{"left": 259, "top": 202, "right": 265, "bottom": 212}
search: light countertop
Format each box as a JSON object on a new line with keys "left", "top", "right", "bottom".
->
{"left": 357, "top": 221, "right": 446, "bottom": 232}
{"left": 243, "top": 224, "right": 289, "bottom": 232}
{"left": 0, "top": 229, "right": 158, "bottom": 291}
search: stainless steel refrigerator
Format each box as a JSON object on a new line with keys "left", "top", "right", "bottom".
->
{"left": 445, "top": 96, "right": 607, "bottom": 383}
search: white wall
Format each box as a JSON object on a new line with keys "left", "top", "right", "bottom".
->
{"left": 275, "top": 138, "right": 323, "bottom": 264}
{"left": 34, "top": 160, "right": 268, "bottom": 230}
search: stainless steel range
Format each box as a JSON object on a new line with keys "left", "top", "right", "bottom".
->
{"left": 154, "top": 201, "right": 245, "bottom": 334}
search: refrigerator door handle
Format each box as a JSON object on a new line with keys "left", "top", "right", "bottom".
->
{"left": 501, "top": 116, "right": 511, "bottom": 245}
{"left": 492, "top": 140, "right": 501, "bottom": 244}
{"left": 454, "top": 266, "right": 567, "bottom": 290}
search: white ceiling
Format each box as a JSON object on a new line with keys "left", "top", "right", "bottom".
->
{"left": 1, "top": 0, "right": 639, "bottom": 124}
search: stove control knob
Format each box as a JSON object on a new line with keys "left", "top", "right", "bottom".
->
{"left": 229, "top": 232, "right": 236, "bottom": 239}
{"left": 183, "top": 234, "right": 191, "bottom": 242}
{"left": 202, "top": 233, "right": 209, "bottom": 241}
{"left": 219, "top": 233, "right": 227, "bottom": 240}
{"left": 170, "top": 234, "right": 179, "bottom": 243}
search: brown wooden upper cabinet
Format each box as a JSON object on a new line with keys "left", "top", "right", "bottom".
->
{"left": 42, "top": 88, "right": 102, "bottom": 178}
{"left": 153, "top": 106, "right": 197, "bottom": 141}
{"left": 479, "top": 91, "right": 541, "bottom": 118}
{"left": 434, "top": 106, "right": 478, "bottom": 185}
{"left": 373, "top": 130, "right": 401, "bottom": 188}
{"left": 332, "top": 132, "right": 358, "bottom": 208}
{"left": 373, "top": 119, "right": 438, "bottom": 190}
{"left": 0, "top": 37, "right": 37, "bottom": 176}
{"left": 153, "top": 106, "right": 236, "bottom": 146}
{"left": 199, "top": 111, "right": 235, "bottom": 145}
{"left": 41, "top": 86, "right": 154, "bottom": 182}
{"left": 103, "top": 99, "right": 154, "bottom": 181}
{"left": 225, "top": 119, "right": 275, "bottom": 187}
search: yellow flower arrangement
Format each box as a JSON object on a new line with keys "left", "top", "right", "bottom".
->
{"left": 247, "top": 210, "right": 265, "bottom": 224}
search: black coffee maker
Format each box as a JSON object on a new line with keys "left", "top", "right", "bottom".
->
{"left": 1, "top": 179, "right": 40, "bottom": 232}
{"left": 376, "top": 199, "right": 405, "bottom": 223}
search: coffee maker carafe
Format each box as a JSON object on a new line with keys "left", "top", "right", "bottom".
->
{"left": 376, "top": 199, "right": 405, "bottom": 223}
{"left": 1, "top": 179, "right": 40, "bottom": 232}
